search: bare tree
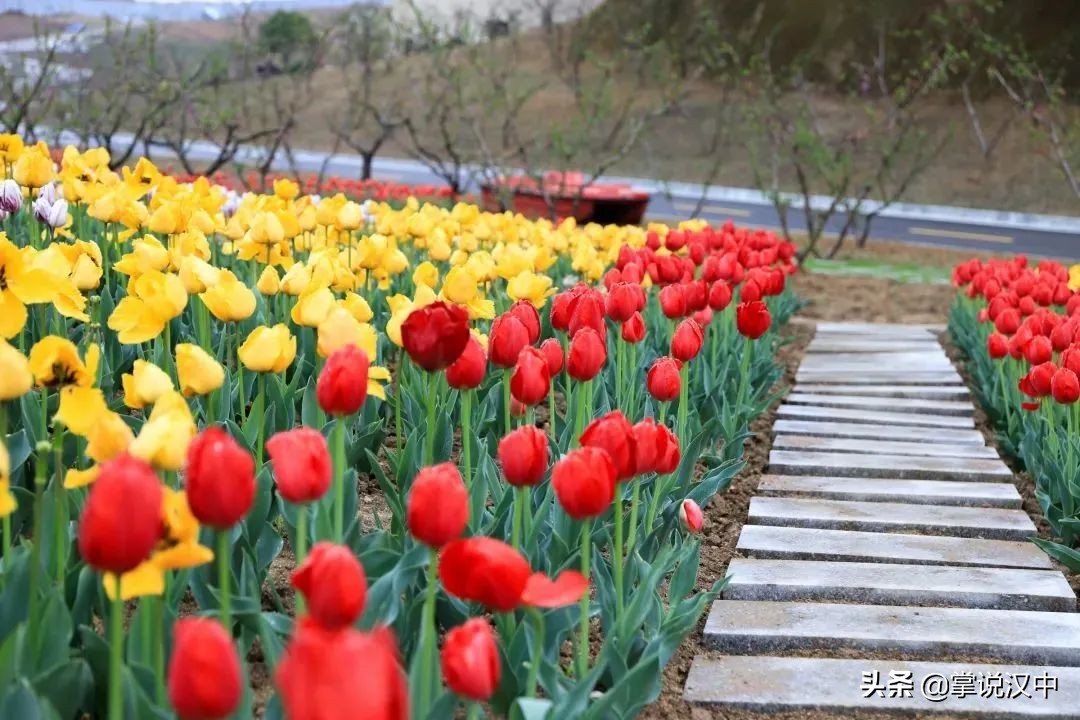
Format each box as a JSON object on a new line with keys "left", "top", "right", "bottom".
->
{"left": 0, "top": 21, "right": 68, "bottom": 138}
{"left": 329, "top": 6, "right": 405, "bottom": 180}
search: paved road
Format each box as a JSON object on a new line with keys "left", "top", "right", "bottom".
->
{"left": 77, "top": 134, "right": 1080, "bottom": 262}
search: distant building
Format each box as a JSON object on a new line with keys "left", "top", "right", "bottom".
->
{"left": 1, "top": 0, "right": 391, "bottom": 22}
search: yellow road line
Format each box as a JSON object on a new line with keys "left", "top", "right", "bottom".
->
{"left": 909, "top": 226, "right": 1013, "bottom": 244}
{"left": 672, "top": 202, "right": 752, "bottom": 217}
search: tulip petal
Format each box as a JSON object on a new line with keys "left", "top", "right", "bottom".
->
{"left": 521, "top": 570, "right": 588, "bottom": 608}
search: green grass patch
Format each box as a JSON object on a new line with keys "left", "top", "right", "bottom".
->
{"left": 804, "top": 257, "right": 952, "bottom": 285}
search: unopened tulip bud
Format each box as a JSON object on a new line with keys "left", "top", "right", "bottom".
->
{"left": 679, "top": 499, "right": 703, "bottom": 533}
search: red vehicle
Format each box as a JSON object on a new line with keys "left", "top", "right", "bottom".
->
{"left": 481, "top": 171, "right": 650, "bottom": 225}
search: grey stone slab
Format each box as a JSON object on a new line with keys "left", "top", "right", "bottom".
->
{"left": 684, "top": 655, "right": 1080, "bottom": 716}
{"left": 736, "top": 525, "right": 1052, "bottom": 569}
{"left": 768, "top": 449, "right": 1010, "bottom": 481}
{"left": 703, "top": 600, "right": 1080, "bottom": 665}
{"left": 777, "top": 404, "right": 975, "bottom": 429}
{"left": 815, "top": 320, "right": 945, "bottom": 335}
{"left": 757, "top": 474, "right": 1020, "bottom": 507}
{"left": 723, "top": 559, "right": 1075, "bottom": 611}
{"left": 773, "top": 435, "right": 998, "bottom": 459}
{"left": 800, "top": 351, "right": 954, "bottom": 368}
{"left": 786, "top": 393, "right": 973, "bottom": 416}
{"left": 773, "top": 419, "right": 986, "bottom": 445}
{"left": 796, "top": 370, "right": 965, "bottom": 385}
{"left": 748, "top": 497, "right": 1035, "bottom": 540}
{"left": 795, "top": 383, "right": 970, "bottom": 400}
{"left": 807, "top": 339, "right": 944, "bottom": 354}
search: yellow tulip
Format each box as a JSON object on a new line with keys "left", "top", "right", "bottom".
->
{"left": 0, "top": 235, "right": 67, "bottom": 338}
{"left": 317, "top": 308, "right": 379, "bottom": 359}
{"left": 280, "top": 263, "right": 311, "bottom": 296}
{"left": 0, "top": 339, "right": 32, "bottom": 400}
{"left": 129, "top": 391, "right": 196, "bottom": 471}
{"left": 238, "top": 324, "right": 296, "bottom": 373}
{"left": 13, "top": 146, "right": 53, "bottom": 188}
{"left": 114, "top": 235, "right": 170, "bottom": 278}
{"left": 178, "top": 256, "right": 221, "bottom": 294}
{"left": 200, "top": 271, "right": 256, "bottom": 322}
{"left": 176, "top": 343, "right": 225, "bottom": 397}
{"left": 107, "top": 271, "right": 187, "bottom": 344}
{"left": 507, "top": 270, "right": 555, "bottom": 308}
{"left": 55, "top": 386, "right": 109, "bottom": 437}
{"left": 104, "top": 487, "right": 213, "bottom": 600}
{"left": 337, "top": 201, "right": 363, "bottom": 231}
{"left": 257, "top": 265, "right": 280, "bottom": 296}
{"left": 341, "top": 292, "right": 373, "bottom": 323}
{"left": 273, "top": 178, "right": 300, "bottom": 200}
{"left": 86, "top": 411, "right": 135, "bottom": 464}
{"left": 291, "top": 286, "right": 336, "bottom": 328}
{"left": 413, "top": 261, "right": 439, "bottom": 289}
{"left": 122, "top": 360, "right": 174, "bottom": 410}
{"left": 0, "top": 134, "right": 24, "bottom": 165}
{"left": 28, "top": 337, "right": 99, "bottom": 388}
{"left": 0, "top": 441, "right": 15, "bottom": 518}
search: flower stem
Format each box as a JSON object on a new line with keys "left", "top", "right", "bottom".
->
{"left": 511, "top": 485, "right": 529, "bottom": 552}
{"left": 461, "top": 390, "right": 472, "bottom": 489}
{"left": 625, "top": 476, "right": 642, "bottom": 559}
{"left": 217, "top": 530, "right": 231, "bottom": 632}
{"left": 676, "top": 362, "right": 689, "bottom": 453}
{"left": 573, "top": 379, "right": 591, "bottom": 445}
{"left": 502, "top": 368, "right": 512, "bottom": 435}
{"left": 526, "top": 607, "right": 545, "bottom": 697}
{"left": 394, "top": 372, "right": 403, "bottom": 449}
{"left": 256, "top": 373, "right": 266, "bottom": 468}
{"left": 418, "top": 550, "right": 440, "bottom": 717}
{"left": 426, "top": 371, "right": 438, "bottom": 464}
{"left": 466, "top": 702, "right": 481, "bottom": 720}
{"left": 576, "top": 518, "right": 592, "bottom": 679}
{"left": 613, "top": 485, "right": 624, "bottom": 620}
{"left": 53, "top": 426, "right": 66, "bottom": 586}
{"left": 644, "top": 405, "right": 669, "bottom": 535}
{"left": 333, "top": 417, "right": 346, "bottom": 542}
{"left": 294, "top": 504, "right": 308, "bottom": 615}
{"left": 153, "top": 592, "right": 166, "bottom": 704}
{"left": 735, "top": 336, "right": 752, "bottom": 413}
{"left": 108, "top": 590, "right": 123, "bottom": 720}
{"left": 28, "top": 439, "right": 48, "bottom": 648}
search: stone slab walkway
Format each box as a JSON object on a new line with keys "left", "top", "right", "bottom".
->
{"left": 684, "top": 321, "right": 1079, "bottom": 717}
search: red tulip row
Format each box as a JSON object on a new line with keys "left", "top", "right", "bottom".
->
{"left": 950, "top": 254, "right": 1080, "bottom": 577}
{"left": 27, "top": 219, "right": 799, "bottom": 719}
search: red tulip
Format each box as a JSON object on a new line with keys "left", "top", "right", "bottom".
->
{"left": 671, "top": 319, "right": 704, "bottom": 362}
{"left": 994, "top": 308, "right": 1021, "bottom": 335}
{"left": 445, "top": 335, "right": 486, "bottom": 390}
{"left": 550, "top": 286, "right": 586, "bottom": 332}
{"left": 605, "top": 282, "right": 639, "bottom": 322}
{"left": 489, "top": 313, "right": 530, "bottom": 368}
{"left": 407, "top": 463, "right": 468, "bottom": 548}
{"left": 439, "top": 537, "right": 531, "bottom": 612}
{"left": 1052, "top": 367, "right": 1080, "bottom": 404}
{"left": 267, "top": 428, "right": 331, "bottom": 505}
{"left": 552, "top": 447, "right": 617, "bottom": 519}
{"left": 736, "top": 300, "right": 771, "bottom": 339}
{"left": 291, "top": 542, "right": 368, "bottom": 630}
{"left": 168, "top": 618, "right": 242, "bottom": 720}
{"left": 441, "top": 619, "right": 501, "bottom": 701}
{"left": 658, "top": 284, "right": 686, "bottom": 319}
{"left": 510, "top": 346, "right": 550, "bottom": 406}
{"left": 439, "top": 537, "right": 586, "bottom": 612}
{"left": 580, "top": 411, "right": 635, "bottom": 481}
{"left": 276, "top": 619, "right": 408, "bottom": 720}
{"left": 1024, "top": 335, "right": 1053, "bottom": 365}
{"left": 568, "top": 291, "right": 607, "bottom": 339}
{"left": 647, "top": 356, "right": 681, "bottom": 402}
{"left": 1051, "top": 323, "right": 1074, "bottom": 353}
{"left": 567, "top": 327, "right": 606, "bottom": 381}
{"left": 1062, "top": 347, "right": 1080, "bottom": 375}
{"left": 539, "top": 337, "right": 563, "bottom": 375}
{"left": 78, "top": 454, "right": 162, "bottom": 574}
{"left": 185, "top": 426, "right": 256, "bottom": 530}
{"left": 401, "top": 301, "right": 470, "bottom": 372}
{"left": 693, "top": 308, "right": 714, "bottom": 327}
{"left": 986, "top": 333, "right": 1009, "bottom": 360}
{"left": 498, "top": 425, "right": 548, "bottom": 487}
{"left": 317, "top": 345, "right": 369, "bottom": 416}
{"left": 621, "top": 312, "right": 645, "bottom": 343}
{"left": 632, "top": 418, "right": 680, "bottom": 475}
{"left": 509, "top": 300, "right": 541, "bottom": 344}
{"left": 1025, "top": 362, "right": 1057, "bottom": 397}
{"left": 679, "top": 499, "right": 704, "bottom": 533}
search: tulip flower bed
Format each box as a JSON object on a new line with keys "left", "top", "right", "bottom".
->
{"left": 949, "top": 256, "right": 1080, "bottom": 572}
{"left": 0, "top": 135, "right": 798, "bottom": 720}
{"left": 169, "top": 169, "right": 456, "bottom": 205}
